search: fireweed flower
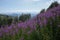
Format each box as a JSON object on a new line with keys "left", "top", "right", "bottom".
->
{"left": 18, "top": 23, "right": 21, "bottom": 28}
{"left": 0, "top": 27, "right": 4, "bottom": 32}
{"left": 11, "top": 24, "right": 17, "bottom": 29}
{"left": 0, "top": 5, "right": 60, "bottom": 39}
{"left": 44, "top": 12, "right": 52, "bottom": 18}
{"left": 0, "top": 32, "right": 2, "bottom": 37}
{"left": 15, "top": 28, "right": 19, "bottom": 33}
{"left": 43, "top": 17, "right": 48, "bottom": 26}
{"left": 0, "top": 29, "right": 3, "bottom": 37}
{"left": 8, "top": 26, "right": 12, "bottom": 30}
{"left": 18, "top": 22, "right": 24, "bottom": 29}
{"left": 4, "top": 29, "right": 9, "bottom": 33}
{"left": 9, "top": 30, "right": 15, "bottom": 36}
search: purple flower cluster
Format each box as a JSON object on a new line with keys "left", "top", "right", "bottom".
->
{"left": 0, "top": 5, "right": 60, "bottom": 38}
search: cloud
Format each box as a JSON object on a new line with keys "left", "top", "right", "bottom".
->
{"left": 0, "top": 9, "right": 40, "bottom": 13}
{"left": 45, "top": 0, "right": 60, "bottom": 9}
{"left": 57, "top": 0, "right": 60, "bottom": 3}
{"left": 46, "top": 0, "right": 60, "bottom": 5}
{"left": 23, "top": 0, "right": 40, "bottom": 2}
{"left": 45, "top": 0, "right": 54, "bottom": 5}
{"left": 33, "top": 0, "right": 40, "bottom": 2}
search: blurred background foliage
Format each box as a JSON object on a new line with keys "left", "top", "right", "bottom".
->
{"left": 0, "top": 13, "right": 31, "bottom": 27}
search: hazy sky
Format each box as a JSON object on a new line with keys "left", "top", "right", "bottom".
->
{"left": 0, "top": 0, "right": 60, "bottom": 13}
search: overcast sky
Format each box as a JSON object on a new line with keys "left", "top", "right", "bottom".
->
{"left": 0, "top": 0, "right": 60, "bottom": 13}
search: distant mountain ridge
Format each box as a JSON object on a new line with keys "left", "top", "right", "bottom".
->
{"left": 0, "top": 12, "right": 38, "bottom": 18}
